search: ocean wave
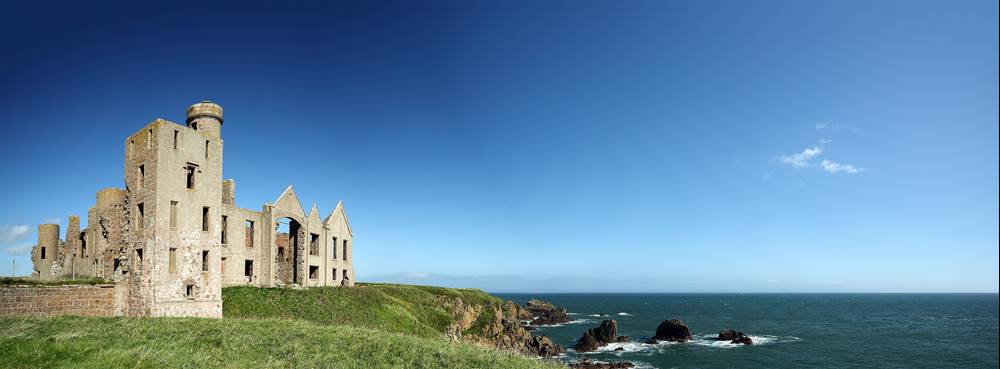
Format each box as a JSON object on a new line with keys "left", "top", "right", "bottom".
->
{"left": 533, "top": 318, "right": 592, "bottom": 328}
{"left": 617, "top": 312, "right": 632, "bottom": 316}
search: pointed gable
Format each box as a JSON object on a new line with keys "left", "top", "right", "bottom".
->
{"left": 323, "top": 200, "right": 354, "bottom": 237}
{"left": 273, "top": 185, "right": 306, "bottom": 217}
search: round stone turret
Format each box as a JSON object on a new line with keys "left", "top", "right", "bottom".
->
{"left": 186, "top": 100, "right": 223, "bottom": 138}
{"left": 38, "top": 223, "right": 60, "bottom": 264}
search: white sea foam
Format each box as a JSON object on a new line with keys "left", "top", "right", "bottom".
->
{"left": 617, "top": 312, "right": 632, "bottom": 316}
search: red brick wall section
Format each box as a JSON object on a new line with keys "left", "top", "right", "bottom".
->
{"left": 0, "top": 285, "right": 116, "bottom": 317}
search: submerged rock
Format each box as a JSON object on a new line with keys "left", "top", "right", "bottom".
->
{"left": 647, "top": 318, "right": 693, "bottom": 343}
{"left": 718, "top": 330, "right": 753, "bottom": 345}
{"left": 574, "top": 320, "right": 630, "bottom": 352}
{"left": 569, "top": 359, "right": 635, "bottom": 369}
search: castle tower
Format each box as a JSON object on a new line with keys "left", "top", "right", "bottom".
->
{"left": 186, "top": 101, "right": 224, "bottom": 139}
{"left": 34, "top": 223, "right": 60, "bottom": 279}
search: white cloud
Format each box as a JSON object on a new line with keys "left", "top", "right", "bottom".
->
{"left": 821, "top": 159, "right": 864, "bottom": 174}
{"left": 819, "top": 138, "right": 832, "bottom": 144}
{"left": 779, "top": 146, "right": 823, "bottom": 168}
{"left": 3, "top": 243, "right": 32, "bottom": 256}
{"left": 0, "top": 225, "right": 30, "bottom": 243}
{"left": 815, "top": 120, "right": 831, "bottom": 130}
{"left": 44, "top": 218, "right": 61, "bottom": 224}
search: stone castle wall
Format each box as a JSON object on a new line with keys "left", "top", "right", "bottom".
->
{"left": 0, "top": 285, "right": 118, "bottom": 317}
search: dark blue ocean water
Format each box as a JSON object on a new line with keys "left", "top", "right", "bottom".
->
{"left": 494, "top": 294, "right": 999, "bottom": 369}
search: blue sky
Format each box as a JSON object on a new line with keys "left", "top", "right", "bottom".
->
{"left": 1, "top": 0, "right": 997, "bottom": 292}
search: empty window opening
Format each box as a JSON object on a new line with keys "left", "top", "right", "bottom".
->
{"left": 277, "top": 247, "right": 285, "bottom": 257}
{"left": 191, "top": 121, "right": 198, "bottom": 131}
{"left": 138, "top": 164, "right": 145, "bottom": 189}
{"left": 170, "top": 201, "right": 178, "bottom": 228}
{"left": 147, "top": 129, "right": 153, "bottom": 149}
{"left": 205, "top": 140, "right": 210, "bottom": 158}
{"left": 221, "top": 215, "right": 228, "bottom": 244}
{"left": 173, "top": 130, "right": 179, "bottom": 149}
{"left": 185, "top": 284, "right": 194, "bottom": 298}
{"left": 331, "top": 237, "right": 337, "bottom": 259}
{"left": 185, "top": 164, "right": 197, "bottom": 189}
{"left": 245, "top": 220, "right": 254, "bottom": 247}
{"left": 309, "top": 265, "right": 319, "bottom": 280}
{"left": 342, "top": 269, "right": 348, "bottom": 281}
{"left": 79, "top": 233, "right": 87, "bottom": 257}
{"left": 201, "top": 250, "right": 209, "bottom": 272}
{"left": 136, "top": 203, "right": 145, "bottom": 229}
{"left": 275, "top": 217, "right": 302, "bottom": 285}
{"left": 343, "top": 240, "right": 348, "bottom": 261}
{"left": 168, "top": 247, "right": 177, "bottom": 273}
{"left": 309, "top": 233, "right": 319, "bottom": 255}
{"left": 136, "top": 248, "right": 143, "bottom": 263}
{"left": 244, "top": 260, "right": 254, "bottom": 278}
{"left": 332, "top": 268, "right": 337, "bottom": 280}
{"left": 41, "top": 247, "right": 46, "bottom": 260}
{"left": 221, "top": 257, "right": 227, "bottom": 274}
{"left": 202, "top": 207, "right": 210, "bottom": 232}
{"left": 128, "top": 139, "right": 134, "bottom": 159}
{"left": 113, "top": 258, "right": 121, "bottom": 272}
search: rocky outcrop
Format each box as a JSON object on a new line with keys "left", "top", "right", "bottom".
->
{"left": 525, "top": 299, "right": 572, "bottom": 325}
{"left": 574, "top": 320, "right": 630, "bottom": 352}
{"left": 717, "top": 330, "right": 753, "bottom": 345}
{"left": 442, "top": 296, "right": 565, "bottom": 357}
{"left": 569, "top": 359, "right": 636, "bottom": 369}
{"left": 647, "top": 318, "right": 693, "bottom": 343}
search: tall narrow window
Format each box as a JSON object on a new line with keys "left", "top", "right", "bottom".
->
{"left": 41, "top": 247, "right": 46, "bottom": 259}
{"left": 245, "top": 220, "right": 254, "bottom": 248}
{"left": 136, "top": 203, "right": 145, "bottom": 229}
{"left": 205, "top": 140, "right": 210, "bottom": 158}
{"left": 201, "top": 250, "right": 209, "bottom": 272}
{"left": 147, "top": 129, "right": 153, "bottom": 149}
{"left": 170, "top": 201, "right": 178, "bottom": 228}
{"left": 244, "top": 260, "right": 254, "bottom": 278}
{"left": 128, "top": 139, "right": 135, "bottom": 159}
{"left": 343, "top": 240, "right": 348, "bottom": 261}
{"left": 221, "top": 257, "right": 227, "bottom": 274}
{"left": 332, "top": 268, "right": 337, "bottom": 280}
{"left": 135, "top": 248, "right": 144, "bottom": 266}
{"left": 331, "top": 237, "right": 337, "bottom": 259}
{"left": 202, "top": 207, "right": 210, "bottom": 232}
{"left": 137, "top": 164, "right": 145, "bottom": 189}
{"left": 173, "top": 130, "right": 179, "bottom": 149}
{"left": 79, "top": 233, "right": 87, "bottom": 257}
{"left": 309, "top": 233, "right": 319, "bottom": 255}
{"left": 185, "top": 164, "right": 197, "bottom": 189}
{"left": 169, "top": 247, "right": 177, "bottom": 273}
{"left": 221, "top": 215, "right": 228, "bottom": 244}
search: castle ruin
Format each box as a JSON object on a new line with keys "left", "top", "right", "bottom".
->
{"left": 29, "top": 101, "right": 355, "bottom": 318}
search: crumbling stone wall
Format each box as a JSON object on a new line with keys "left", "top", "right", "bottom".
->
{"left": 0, "top": 285, "right": 117, "bottom": 317}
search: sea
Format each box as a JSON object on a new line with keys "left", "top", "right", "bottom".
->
{"left": 494, "top": 293, "right": 999, "bottom": 369}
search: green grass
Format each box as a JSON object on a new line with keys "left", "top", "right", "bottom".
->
{"left": 0, "top": 316, "right": 564, "bottom": 369}
{"left": 222, "top": 283, "right": 511, "bottom": 339}
{"left": 0, "top": 277, "right": 111, "bottom": 286}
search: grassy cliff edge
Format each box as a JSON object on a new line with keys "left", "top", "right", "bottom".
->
{"left": 0, "top": 283, "right": 563, "bottom": 369}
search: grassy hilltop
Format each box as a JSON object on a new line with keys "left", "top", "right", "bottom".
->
{"left": 0, "top": 283, "right": 563, "bottom": 369}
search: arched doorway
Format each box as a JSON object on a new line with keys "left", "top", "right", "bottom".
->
{"left": 274, "top": 217, "right": 303, "bottom": 285}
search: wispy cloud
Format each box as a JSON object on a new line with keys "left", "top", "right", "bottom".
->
{"left": 815, "top": 120, "right": 858, "bottom": 133}
{"left": 2, "top": 243, "right": 32, "bottom": 256}
{"left": 778, "top": 146, "right": 823, "bottom": 168}
{"left": 821, "top": 159, "right": 864, "bottom": 174}
{"left": 0, "top": 225, "right": 30, "bottom": 244}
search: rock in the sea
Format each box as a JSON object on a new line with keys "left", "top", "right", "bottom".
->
{"left": 569, "top": 359, "right": 636, "bottom": 369}
{"left": 574, "top": 320, "right": 630, "bottom": 352}
{"left": 528, "top": 334, "right": 564, "bottom": 357}
{"left": 648, "top": 318, "right": 693, "bottom": 343}
{"left": 525, "top": 299, "right": 573, "bottom": 325}
{"left": 717, "top": 330, "right": 753, "bottom": 345}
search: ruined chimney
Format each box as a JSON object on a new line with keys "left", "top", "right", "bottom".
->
{"left": 186, "top": 101, "right": 224, "bottom": 139}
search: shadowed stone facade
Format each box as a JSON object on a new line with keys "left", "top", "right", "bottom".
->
{"left": 30, "top": 101, "right": 356, "bottom": 318}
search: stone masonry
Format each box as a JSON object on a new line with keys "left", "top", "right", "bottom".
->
{"left": 0, "top": 285, "right": 118, "bottom": 317}
{"left": 28, "top": 101, "right": 356, "bottom": 318}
